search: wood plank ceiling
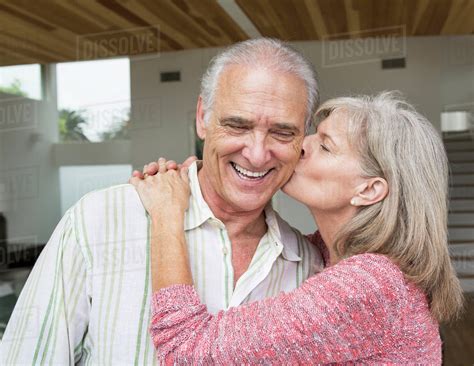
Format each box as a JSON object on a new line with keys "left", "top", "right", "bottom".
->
{"left": 237, "top": 0, "right": 474, "bottom": 40}
{"left": 0, "top": 0, "right": 472, "bottom": 67}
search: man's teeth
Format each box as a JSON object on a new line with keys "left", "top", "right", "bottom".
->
{"left": 232, "top": 163, "right": 269, "bottom": 178}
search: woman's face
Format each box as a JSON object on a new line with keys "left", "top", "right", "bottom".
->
{"left": 282, "top": 111, "right": 366, "bottom": 213}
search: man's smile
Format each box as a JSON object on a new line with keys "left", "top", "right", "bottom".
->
{"left": 230, "top": 162, "right": 273, "bottom": 180}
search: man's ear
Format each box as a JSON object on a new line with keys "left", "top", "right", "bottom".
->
{"left": 196, "top": 96, "right": 207, "bottom": 140}
{"left": 351, "top": 177, "right": 389, "bottom": 207}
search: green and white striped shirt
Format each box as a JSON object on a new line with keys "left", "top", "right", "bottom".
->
{"left": 0, "top": 162, "right": 322, "bottom": 365}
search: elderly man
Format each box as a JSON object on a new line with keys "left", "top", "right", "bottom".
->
{"left": 0, "top": 38, "right": 322, "bottom": 364}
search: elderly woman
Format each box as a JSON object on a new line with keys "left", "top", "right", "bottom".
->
{"left": 130, "top": 92, "right": 463, "bottom": 364}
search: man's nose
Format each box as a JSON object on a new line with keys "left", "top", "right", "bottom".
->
{"left": 241, "top": 134, "right": 271, "bottom": 168}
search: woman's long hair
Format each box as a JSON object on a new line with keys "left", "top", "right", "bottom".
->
{"left": 316, "top": 91, "right": 464, "bottom": 322}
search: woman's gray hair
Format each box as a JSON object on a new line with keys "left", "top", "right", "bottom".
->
{"left": 200, "top": 38, "right": 319, "bottom": 133}
{"left": 317, "top": 91, "right": 464, "bottom": 323}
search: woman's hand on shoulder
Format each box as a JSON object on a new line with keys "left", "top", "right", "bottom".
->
{"left": 129, "top": 157, "right": 192, "bottom": 221}
{"left": 131, "top": 156, "right": 198, "bottom": 179}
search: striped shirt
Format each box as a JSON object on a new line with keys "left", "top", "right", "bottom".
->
{"left": 0, "top": 162, "right": 322, "bottom": 365}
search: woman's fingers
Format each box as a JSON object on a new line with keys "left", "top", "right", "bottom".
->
{"left": 146, "top": 159, "right": 177, "bottom": 176}
{"left": 129, "top": 175, "right": 141, "bottom": 186}
{"left": 131, "top": 170, "right": 144, "bottom": 179}
{"left": 182, "top": 156, "right": 198, "bottom": 169}
{"left": 166, "top": 160, "right": 178, "bottom": 170}
{"left": 131, "top": 156, "right": 196, "bottom": 182}
{"left": 158, "top": 158, "right": 167, "bottom": 173}
{"left": 145, "top": 162, "right": 159, "bottom": 176}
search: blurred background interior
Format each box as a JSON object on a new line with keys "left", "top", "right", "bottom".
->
{"left": 0, "top": 0, "right": 472, "bottom": 363}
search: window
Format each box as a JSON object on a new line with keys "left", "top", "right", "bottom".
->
{"left": 0, "top": 64, "right": 42, "bottom": 100}
{"left": 57, "top": 58, "right": 130, "bottom": 142}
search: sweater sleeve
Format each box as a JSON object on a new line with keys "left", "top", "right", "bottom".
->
{"left": 149, "top": 254, "right": 405, "bottom": 364}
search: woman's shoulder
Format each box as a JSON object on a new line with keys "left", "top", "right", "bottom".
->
{"left": 335, "top": 252, "right": 406, "bottom": 287}
{"left": 305, "top": 231, "right": 402, "bottom": 277}
{"left": 306, "top": 250, "right": 409, "bottom": 305}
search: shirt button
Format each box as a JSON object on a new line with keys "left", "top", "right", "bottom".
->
{"left": 222, "top": 247, "right": 228, "bottom": 255}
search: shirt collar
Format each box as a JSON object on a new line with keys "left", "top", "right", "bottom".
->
{"left": 184, "top": 161, "right": 302, "bottom": 262}
{"left": 184, "top": 161, "right": 214, "bottom": 231}
{"left": 264, "top": 204, "right": 302, "bottom": 262}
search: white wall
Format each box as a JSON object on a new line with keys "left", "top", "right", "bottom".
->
{"left": 0, "top": 68, "right": 61, "bottom": 245}
{"left": 440, "top": 36, "right": 473, "bottom": 112}
{"left": 130, "top": 35, "right": 473, "bottom": 234}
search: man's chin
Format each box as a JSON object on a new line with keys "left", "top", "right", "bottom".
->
{"left": 228, "top": 193, "right": 272, "bottom": 212}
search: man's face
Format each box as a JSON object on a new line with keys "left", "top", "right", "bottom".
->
{"left": 197, "top": 64, "right": 307, "bottom": 213}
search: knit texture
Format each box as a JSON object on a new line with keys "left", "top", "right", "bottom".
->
{"left": 150, "top": 249, "right": 441, "bottom": 364}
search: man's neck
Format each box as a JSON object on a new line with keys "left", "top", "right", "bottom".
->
{"left": 197, "top": 168, "right": 267, "bottom": 238}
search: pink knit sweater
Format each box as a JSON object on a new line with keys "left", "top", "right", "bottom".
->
{"left": 150, "top": 238, "right": 441, "bottom": 364}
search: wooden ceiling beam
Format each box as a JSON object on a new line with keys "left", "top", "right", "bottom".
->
{"left": 414, "top": 0, "right": 451, "bottom": 35}
{"left": 0, "top": 38, "right": 59, "bottom": 64}
{"left": 441, "top": 0, "right": 474, "bottom": 34}
{"left": 9, "top": 1, "right": 108, "bottom": 36}
{"left": 411, "top": 0, "right": 433, "bottom": 35}
{"left": 77, "top": 0, "right": 174, "bottom": 53}
{"left": 118, "top": 0, "right": 199, "bottom": 49}
{"left": 236, "top": 0, "right": 285, "bottom": 39}
{"left": 293, "top": 1, "right": 319, "bottom": 39}
{"left": 0, "top": 31, "right": 68, "bottom": 62}
{"left": 58, "top": 1, "right": 121, "bottom": 29}
{"left": 304, "top": 0, "right": 329, "bottom": 39}
{"left": 139, "top": 0, "right": 230, "bottom": 48}
{"left": 102, "top": 0, "right": 180, "bottom": 50}
{"left": 0, "top": 4, "right": 76, "bottom": 55}
{"left": 0, "top": 0, "right": 472, "bottom": 67}
{"left": 0, "top": 49, "right": 38, "bottom": 67}
{"left": 344, "top": 0, "right": 361, "bottom": 37}
{"left": 318, "top": 0, "right": 348, "bottom": 36}
{"left": 14, "top": 0, "right": 163, "bottom": 59}
{"left": 183, "top": 0, "right": 248, "bottom": 44}
{"left": 0, "top": 38, "right": 53, "bottom": 66}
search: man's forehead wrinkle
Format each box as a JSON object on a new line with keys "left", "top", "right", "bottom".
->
{"left": 218, "top": 110, "right": 301, "bottom": 130}
{"left": 218, "top": 97, "right": 301, "bottom": 119}
{"left": 234, "top": 87, "right": 302, "bottom": 104}
{"left": 218, "top": 67, "right": 306, "bottom": 102}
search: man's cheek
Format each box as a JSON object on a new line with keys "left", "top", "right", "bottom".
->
{"left": 290, "top": 136, "right": 304, "bottom": 155}
{"left": 290, "top": 142, "right": 304, "bottom": 162}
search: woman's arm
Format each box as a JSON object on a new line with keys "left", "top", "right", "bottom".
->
{"left": 129, "top": 158, "right": 193, "bottom": 292}
{"left": 130, "top": 159, "right": 405, "bottom": 364}
{"left": 149, "top": 207, "right": 193, "bottom": 292}
{"left": 150, "top": 254, "right": 406, "bottom": 364}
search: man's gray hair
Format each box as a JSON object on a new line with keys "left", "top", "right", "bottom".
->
{"left": 200, "top": 38, "right": 319, "bottom": 133}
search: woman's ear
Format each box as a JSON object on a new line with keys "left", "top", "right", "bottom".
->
{"left": 351, "top": 178, "right": 389, "bottom": 207}
{"left": 196, "top": 96, "right": 207, "bottom": 140}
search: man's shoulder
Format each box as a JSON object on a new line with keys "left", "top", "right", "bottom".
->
{"left": 71, "top": 183, "right": 146, "bottom": 217}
